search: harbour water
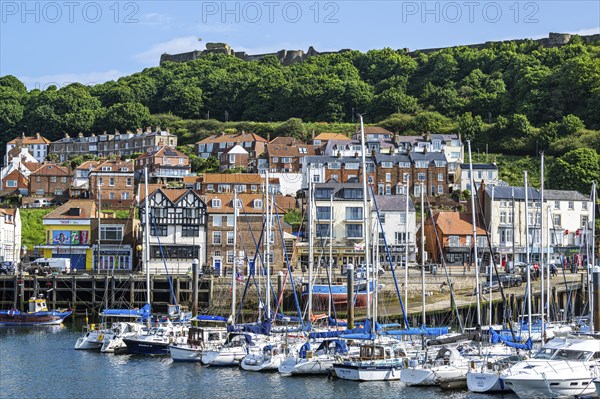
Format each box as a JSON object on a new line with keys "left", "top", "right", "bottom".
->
{"left": 0, "top": 323, "right": 517, "bottom": 399}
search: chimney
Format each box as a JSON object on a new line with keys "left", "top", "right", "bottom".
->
{"left": 136, "top": 128, "right": 142, "bottom": 134}
{"left": 311, "top": 129, "right": 315, "bottom": 141}
{"left": 36, "top": 132, "right": 41, "bottom": 139}
{"left": 354, "top": 152, "right": 359, "bottom": 158}
{"left": 146, "top": 126, "right": 151, "bottom": 133}
{"left": 64, "top": 133, "right": 70, "bottom": 139}
{"left": 22, "top": 132, "right": 26, "bottom": 139}
{"left": 78, "top": 132, "right": 84, "bottom": 138}
{"left": 114, "top": 129, "right": 120, "bottom": 135}
{"left": 267, "top": 132, "right": 271, "bottom": 142}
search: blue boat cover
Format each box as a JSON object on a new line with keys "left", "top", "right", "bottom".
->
{"left": 489, "top": 327, "right": 533, "bottom": 350}
{"left": 299, "top": 342, "right": 311, "bottom": 358}
{"left": 193, "top": 314, "right": 228, "bottom": 322}
{"left": 228, "top": 319, "right": 272, "bottom": 335}
{"left": 381, "top": 327, "right": 449, "bottom": 337}
{"left": 315, "top": 339, "right": 349, "bottom": 354}
{"left": 101, "top": 304, "right": 151, "bottom": 321}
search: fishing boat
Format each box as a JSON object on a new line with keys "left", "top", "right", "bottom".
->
{"left": 0, "top": 295, "right": 71, "bottom": 326}
{"left": 302, "top": 281, "right": 380, "bottom": 310}
{"left": 503, "top": 336, "right": 600, "bottom": 398}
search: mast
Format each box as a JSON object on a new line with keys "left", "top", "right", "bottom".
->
{"left": 307, "top": 164, "right": 314, "bottom": 320}
{"left": 405, "top": 176, "right": 410, "bottom": 313}
{"left": 525, "top": 171, "right": 532, "bottom": 338}
{"left": 547, "top": 205, "right": 551, "bottom": 322}
{"left": 512, "top": 188, "right": 516, "bottom": 275}
{"left": 420, "top": 182, "right": 425, "bottom": 329}
{"left": 265, "top": 171, "right": 271, "bottom": 319}
{"left": 490, "top": 185, "right": 495, "bottom": 327}
{"left": 358, "top": 115, "right": 371, "bottom": 322}
{"left": 328, "top": 193, "right": 334, "bottom": 318}
{"left": 467, "top": 141, "right": 481, "bottom": 326}
{"left": 540, "top": 152, "right": 545, "bottom": 337}
{"left": 144, "top": 167, "right": 151, "bottom": 320}
{"left": 231, "top": 190, "right": 238, "bottom": 320}
{"left": 98, "top": 177, "right": 106, "bottom": 308}
{"left": 591, "top": 182, "right": 597, "bottom": 331}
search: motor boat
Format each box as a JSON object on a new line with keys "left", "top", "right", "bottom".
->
{"left": 503, "top": 336, "right": 600, "bottom": 398}
{"left": 332, "top": 341, "right": 408, "bottom": 381}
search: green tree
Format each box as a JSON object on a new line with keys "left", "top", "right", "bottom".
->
{"left": 100, "top": 102, "right": 152, "bottom": 132}
{"left": 557, "top": 114, "right": 585, "bottom": 137}
{"left": 0, "top": 88, "right": 24, "bottom": 133}
{"left": 457, "top": 112, "right": 484, "bottom": 141}
{"left": 274, "top": 118, "right": 307, "bottom": 141}
{"left": 548, "top": 148, "right": 600, "bottom": 193}
{"left": 160, "top": 82, "right": 203, "bottom": 119}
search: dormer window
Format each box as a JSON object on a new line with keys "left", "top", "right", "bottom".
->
{"left": 253, "top": 199, "right": 263, "bottom": 209}
{"left": 211, "top": 198, "right": 221, "bottom": 208}
{"left": 298, "top": 147, "right": 307, "bottom": 154}
{"left": 102, "top": 167, "right": 112, "bottom": 171}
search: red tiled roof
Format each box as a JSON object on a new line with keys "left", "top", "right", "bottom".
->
{"left": 30, "top": 163, "right": 71, "bottom": 176}
{"left": 8, "top": 135, "right": 51, "bottom": 145}
{"left": 203, "top": 193, "right": 296, "bottom": 214}
{"left": 266, "top": 143, "right": 318, "bottom": 157}
{"left": 431, "top": 212, "right": 485, "bottom": 235}
{"left": 196, "top": 132, "right": 267, "bottom": 145}
{"left": 313, "top": 132, "right": 351, "bottom": 141}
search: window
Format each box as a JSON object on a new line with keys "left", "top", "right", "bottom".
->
{"left": 316, "top": 224, "right": 331, "bottom": 237}
{"left": 403, "top": 173, "right": 409, "bottom": 183}
{"left": 316, "top": 206, "right": 332, "bottom": 220}
{"left": 272, "top": 157, "right": 279, "bottom": 163}
{"left": 346, "top": 224, "right": 363, "bottom": 238}
{"left": 477, "top": 171, "right": 483, "bottom": 179}
{"left": 553, "top": 214, "right": 561, "bottom": 227}
{"left": 378, "top": 184, "right": 384, "bottom": 195}
{"left": 298, "top": 147, "right": 307, "bottom": 154}
{"left": 438, "top": 173, "right": 444, "bottom": 182}
{"left": 395, "top": 232, "right": 409, "bottom": 244}
{"left": 451, "top": 152, "right": 460, "bottom": 159}
{"left": 226, "top": 251, "right": 234, "bottom": 264}
{"left": 100, "top": 225, "right": 123, "bottom": 240}
{"left": 227, "top": 232, "right": 234, "bottom": 245}
{"left": 345, "top": 207, "right": 363, "bottom": 221}
{"left": 98, "top": 177, "right": 103, "bottom": 186}
{"left": 487, "top": 171, "right": 494, "bottom": 179}
{"left": 55, "top": 188, "right": 63, "bottom": 196}
{"left": 150, "top": 245, "right": 198, "bottom": 260}
{"left": 386, "top": 184, "right": 392, "bottom": 195}
{"left": 499, "top": 228, "right": 513, "bottom": 244}
{"left": 179, "top": 158, "right": 184, "bottom": 164}
{"left": 378, "top": 213, "right": 386, "bottom": 224}
{"left": 438, "top": 185, "right": 443, "bottom": 194}
{"left": 415, "top": 161, "right": 428, "bottom": 168}
{"left": 508, "top": 211, "right": 513, "bottom": 224}
{"left": 181, "top": 226, "right": 199, "bottom": 237}
{"left": 282, "top": 157, "right": 292, "bottom": 163}
{"left": 6, "top": 180, "right": 16, "bottom": 187}
{"left": 211, "top": 199, "right": 221, "bottom": 208}
{"left": 448, "top": 236, "right": 459, "bottom": 247}
{"left": 554, "top": 201, "right": 560, "bottom": 209}
{"left": 583, "top": 202, "right": 588, "bottom": 211}
{"left": 109, "top": 192, "right": 115, "bottom": 200}
{"left": 418, "top": 173, "right": 426, "bottom": 182}
{"left": 327, "top": 162, "right": 341, "bottom": 170}
{"left": 61, "top": 177, "right": 67, "bottom": 183}
{"left": 151, "top": 225, "right": 167, "bottom": 237}
{"left": 500, "top": 211, "right": 507, "bottom": 224}
{"left": 385, "top": 173, "right": 391, "bottom": 182}
{"left": 212, "top": 215, "right": 222, "bottom": 227}
{"left": 582, "top": 216, "right": 589, "bottom": 228}
{"left": 51, "top": 176, "right": 57, "bottom": 183}
{"left": 568, "top": 201, "right": 575, "bottom": 210}
{"left": 234, "top": 185, "right": 245, "bottom": 193}
{"left": 227, "top": 215, "right": 234, "bottom": 226}
{"left": 253, "top": 199, "right": 263, "bottom": 209}
{"left": 345, "top": 163, "right": 359, "bottom": 170}
{"left": 126, "top": 177, "right": 132, "bottom": 186}
{"left": 465, "top": 235, "right": 472, "bottom": 247}
{"left": 121, "top": 192, "right": 129, "bottom": 200}
{"left": 212, "top": 232, "right": 222, "bottom": 244}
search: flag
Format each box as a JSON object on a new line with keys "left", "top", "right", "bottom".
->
{"left": 236, "top": 272, "right": 244, "bottom": 282}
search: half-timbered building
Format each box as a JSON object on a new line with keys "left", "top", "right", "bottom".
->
{"left": 139, "top": 188, "right": 207, "bottom": 274}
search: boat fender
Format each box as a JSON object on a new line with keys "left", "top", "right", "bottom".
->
{"left": 8, "top": 308, "right": 16, "bottom": 316}
{"left": 98, "top": 334, "right": 105, "bottom": 342}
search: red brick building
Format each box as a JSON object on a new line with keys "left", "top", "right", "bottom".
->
{"left": 89, "top": 159, "right": 135, "bottom": 207}
{"left": 134, "top": 146, "right": 191, "bottom": 182}
{"left": 29, "top": 163, "right": 71, "bottom": 198}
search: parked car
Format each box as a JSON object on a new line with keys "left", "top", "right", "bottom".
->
{"left": 0, "top": 261, "right": 15, "bottom": 275}
{"left": 482, "top": 274, "right": 523, "bottom": 293}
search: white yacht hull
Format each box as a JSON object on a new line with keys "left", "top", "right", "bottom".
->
{"left": 169, "top": 344, "right": 201, "bottom": 362}
{"left": 240, "top": 354, "right": 283, "bottom": 371}
{"left": 333, "top": 363, "right": 401, "bottom": 381}
{"left": 74, "top": 331, "right": 106, "bottom": 350}
{"left": 504, "top": 375, "right": 597, "bottom": 398}
{"left": 401, "top": 365, "right": 469, "bottom": 386}
{"left": 201, "top": 348, "right": 247, "bottom": 366}
{"left": 278, "top": 356, "right": 335, "bottom": 375}
{"left": 466, "top": 371, "right": 508, "bottom": 393}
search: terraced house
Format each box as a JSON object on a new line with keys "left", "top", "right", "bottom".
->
{"left": 88, "top": 159, "right": 135, "bottom": 207}
{"left": 29, "top": 163, "right": 71, "bottom": 199}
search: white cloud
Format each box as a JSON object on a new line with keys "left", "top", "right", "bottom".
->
{"left": 19, "top": 69, "right": 127, "bottom": 90}
{"left": 134, "top": 36, "right": 203, "bottom": 65}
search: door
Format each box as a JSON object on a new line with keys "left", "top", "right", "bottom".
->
{"left": 213, "top": 257, "right": 222, "bottom": 277}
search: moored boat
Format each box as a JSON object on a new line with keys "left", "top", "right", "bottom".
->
{"left": 0, "top": 295, "right": 71, "bottom": 326}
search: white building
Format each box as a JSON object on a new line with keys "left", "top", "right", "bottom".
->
{"left": 545, "top": 190, "right": 593, "bottom": 250}
{"left": 5, "top": 133, "right": 50, "bottom": 164}
{"left": 483, "top": 186, "right": 593, "bottom": 264}
{"left": 459, "top": 163, "right": 499, "bottom": 191}
{"left": 0, "top": 208, "right": 21, "bottom": 264}
{"left": 139, "top": 188, "right": 207, "bottom": 274}
{"left": 372, "top": 195, "right": 417, "bottom": 267}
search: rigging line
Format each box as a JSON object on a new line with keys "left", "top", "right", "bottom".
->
{"left": 424, "top": 191, "right": 464, "bottom": 333}
{"left": 149, "top": 212, "right": 178, "bottom": 308}
{"left": 312, "top": 201, "right": 339, "bottom": 321}
{"left": 272, "top": 193, "right": 304, "bottom": 326}
{"left": 369, "top": 183, "right": 409, "bottom": 328}
{"left": 548, "top": 205, "right": 573, "bottom": 321}
{"left": 473, "top": 185, "right": 518, "bottom": 342}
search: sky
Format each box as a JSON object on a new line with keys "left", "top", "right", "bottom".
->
{"left": 1, "top": 0, "right": 598, "bottom": 89}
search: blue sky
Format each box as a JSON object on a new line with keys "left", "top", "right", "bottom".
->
{"left": 1, "top": 1, "right": 598, "bottom": 89}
